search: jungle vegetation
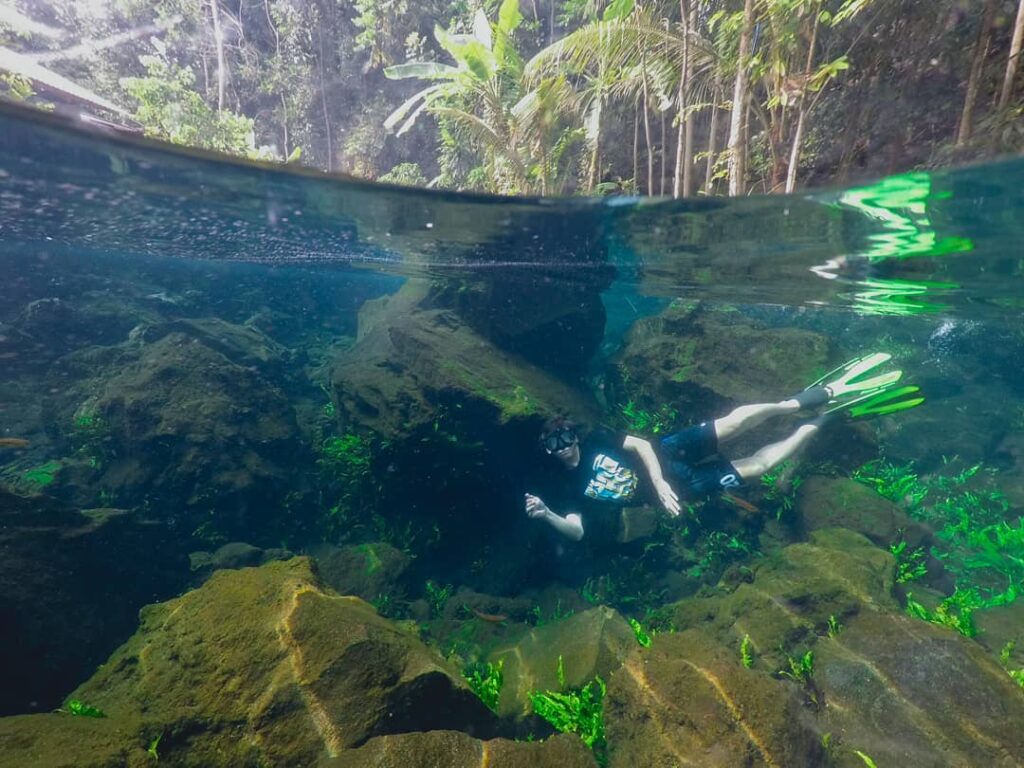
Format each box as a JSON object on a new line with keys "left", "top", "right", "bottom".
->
{"left": 2, "top": 0, "right": 1024, "bottom": 196}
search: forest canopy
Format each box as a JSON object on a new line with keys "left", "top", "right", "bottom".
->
{"left": 2, "top": 0, "right": 1023, "bottom": 196}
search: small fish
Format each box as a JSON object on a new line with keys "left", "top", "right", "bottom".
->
{"left": 0, "top": 438, "right": 29, "bottom": 448}
{"left": 472, "top": 608, "right": 509, "bottom": 623}
{"left": 721, "top": 492, "right": 760, "bottom": 514}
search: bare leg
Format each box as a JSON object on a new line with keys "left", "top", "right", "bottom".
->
{"left": 730, "top": 420, "right": 822, "bottom": 481}
{"left": 712, "top": 397, "right": 804, "bottom": 443}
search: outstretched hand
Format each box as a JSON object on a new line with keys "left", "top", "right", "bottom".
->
{"left": 653, "top": 478, "right": 681, "bottom": 516}
{"left": 524, "top": 493, "right": 551, "bottom": 519}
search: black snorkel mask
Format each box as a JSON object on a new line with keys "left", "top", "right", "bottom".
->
{"left": 543, "top": 427, "right": 578, "bottom": 453}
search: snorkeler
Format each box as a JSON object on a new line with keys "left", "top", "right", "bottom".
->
{"left": 525, "top": 352, "right": 924, "bottom": 540}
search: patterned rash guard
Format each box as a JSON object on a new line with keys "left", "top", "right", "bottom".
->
{"left": 546, "top": 429, "right": 646, "bottom": 511}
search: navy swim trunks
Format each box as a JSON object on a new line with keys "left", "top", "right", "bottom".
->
{"left": 659, "top": 422, "right": 743, "bottom": 496}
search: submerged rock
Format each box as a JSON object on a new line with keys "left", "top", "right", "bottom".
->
{"left": 329, "top": 282, "right": 599, "bottom": 438}
{"left": 604, "top": 528, "right": 1024, "bottom": 767}
{"left": 489, "top": 606, "right": 636, "bottom": 718}
{"left": 0, "top": 557, "right": 500, "bottom": 766}
{"left": 320, "top": 730, "right": 596, "bottom": 768}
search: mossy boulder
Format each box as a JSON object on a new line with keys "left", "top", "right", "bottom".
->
{"left": 796, "top": 476, "right": 935, "bottom": 551}
{"left": 489, "top": 606, "right": 636, "bottom": 718}
{"left": 605, "top": 629, "right": 824, "bottom": 767}
{"left": 320, "top": 730, "right": 597, "bottom": 768}
{"left": 329, "top": 283, "right": 599, "bottom": 439}
{"left": 0, "top": 558, "right": 499, "bottom": 766}
{"left": 68, "top": 330, "right": 304, "bottom": 536}
{"left": 607, "top": 303, "right": 829, "bottom": 428}
{"left": 603, "top": 528, "right": 1024, "bottom": 767}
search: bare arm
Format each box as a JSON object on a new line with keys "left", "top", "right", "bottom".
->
{"left": 525, "top": 493, "right": 584, "bottom": 541}
{"left": 622, "top": 435, "right": 681, "bottom": 516}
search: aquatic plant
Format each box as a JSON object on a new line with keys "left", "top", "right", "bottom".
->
{"left": 557, "top": 655, "right": 567, "bottom": 689}
{"left": 890, "top": 535, "right": 928, "bottom": 584}
{"left": 425, "top": 580, "right": 453, "bottom": 617}
{"left": 147, "top": 733, "right": 162, "bottom": 760}
{"left": 628, "top": 618, "right": 652, "bottom": 648}
{"left": 855, "top": 458, "right": 1023, "bottom": 630}
{"left": 826, "top": 615, "right": 842, "bottom": 638}
{"left": 22, "top": 460, "right": 61, "bottom": 490}
{"left": 904, "top": 589, "right": 979, "bottom": 638}
{"left": 853, "top": 749, "right": 879, "bottom": 768}
{"left": 740, "top": 634, "right": 754, "bottom": 668}
{"left": 779, "top": 650, "right": 814, "bottom": 685}
{"left": 70, "top": 408, "right": 110, "bottom": 468}
{"left": 464, "top": 660, "right": 503, "bottom": 712}
{"left": 529, "top": 676, "right": 607, "bottom": 763}
{"left": 63, "top": 699, "right": 106, "bottom": 718}
{"left": 759, "top": 460, "right": 803, "bottom": 520}
{"left": 319, "top": 433, "right": 372, "bottom": 472}
{"left": 619, "top": 400, "right": 678, "bottom": 435}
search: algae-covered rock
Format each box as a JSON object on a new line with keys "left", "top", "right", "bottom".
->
{"left": 607, "top": 303, "right": 830, "bottom": 420}
{"left": 74, "top": 331, "right": 303, "bottom": 535}
{"left": 815, "top": 610, "right": 1024, "bottom": 767}
{"left": 0, "top": 558, "right": 497, "bottom": 767}
{"left": 797, "top": 475, "right": 934, "bottom": 550}
{"left": 329, "top": 283, "right": 599, "bottom": 438}
{"left": 489, "top": 606, "right": 636, "bottom": 718}
{"left": 319, "top": 730, "right": 597, "bottom": 768}
{"left": 606, "top": 528, "right": 1024, "bottom": 767}
{"left": 605, "top": 629, "right": 824, "bottom": 767}
{"left": 310, "top": 542, "right": 411, "bottom": 602}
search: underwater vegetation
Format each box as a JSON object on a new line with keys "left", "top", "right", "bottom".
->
{"left": 61, "top": 699, "right": 106, "bottom": 718}
{"left": 463, "top": 660, "right": 503, "bottom": 712}
{"left": 529, "top": 674, "right": 607, "bottom": 765}
{"left": 854, "top": 457, "right": 1024, "bottom": 636}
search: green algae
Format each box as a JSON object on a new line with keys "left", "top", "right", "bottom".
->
{"left": 22, "top": 460, "right": 61, "bottom": 490}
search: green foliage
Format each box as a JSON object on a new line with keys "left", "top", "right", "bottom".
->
{"left": 464, "top": 660, "right": 503, "bottom": 711}
{"left": 22, "top": 460, "right": 61, "bottom": 490}
{"left": 557, "top": 654, "right": 567, "bottom": 689}
{"left": 320, "top": 433, "right": 372, "bottom": 472}
{"left": 147, "top": 733, "right": 162, "bottom": 760}
{"left": 826, "top": 614, "right": 842, "bottom": 638}
{"left": 856, "top": 458, "right": 1023, "bottom": 630}
{"left": 425, "top": 580, "right": 453, "bottom": 617}
{"left": 904, "top": 589, "right": 980, "bottom": 638}
{"left": 378, "top": 162, "right": 429, "bottom": 186}
{"left": 70, "top": 408, "right": 109, "bottom": 468}
{"left": 759, "top": 460, "right": 803, "bottom": 519}
{"left": 121, "top": 51, "right": 273, "bottom": 159}
{"left": 740, "top": 634, "right": 754, "bottom": 668}
{"left": 628, "top": 618, "right": 651, "bottom": 647}
{"left": 619, "top": 400, "right": 677, "bottom": 435}
{"left": 64, "top": 699, "right": 106, "bottom": 718}
{"left": 890, "top": 534, "right": 928, "bottom": 584}
{"left": 529, "top": 676, "right": 607, "bottom": 762}
{"left": 852, "top": 750, "right": 879, "bottom": 768}
{"left": 779, "top": 650, "right": 814, "bottom": 684}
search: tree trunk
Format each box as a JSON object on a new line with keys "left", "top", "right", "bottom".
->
{"left": 642, "top": 64, "right": 654, "bottom": 194}
{"left": 316, "top": 22, "right": 334, "bottom": 172}
{"left": 1000, "top": 0, "right": 1024, "bottom": 109}
{"left": 660, "top": 110, "right": 666, "bottom": 196}
{"left": 958, "top": 0, "right": 995, "bottom": 144}
{"left": 727, "top": 0, "right": 755, "bottom": 196}
{"left": 704, "top": 77, "right": 720, "bottom": 194}
{"left": 673, "top": 0, "right": 690, "bottom": 198}
{"left": 682, "top": 4, "right": 697, "bottom": 198}
{"left": 633, "top": 101, "right": 640, "bottom": 188}
{"left": 209, "top": 0, "right": 226, "bottom": 112}
{"left": 785, "top": 8, "right": 820, "bottom": 194}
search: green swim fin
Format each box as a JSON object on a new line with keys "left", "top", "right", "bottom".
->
{"left": 798, "top": 352, "right": 903, "bottom": 407}
{"left": 827, "top": 384, "right": 925, "bottom": 420}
